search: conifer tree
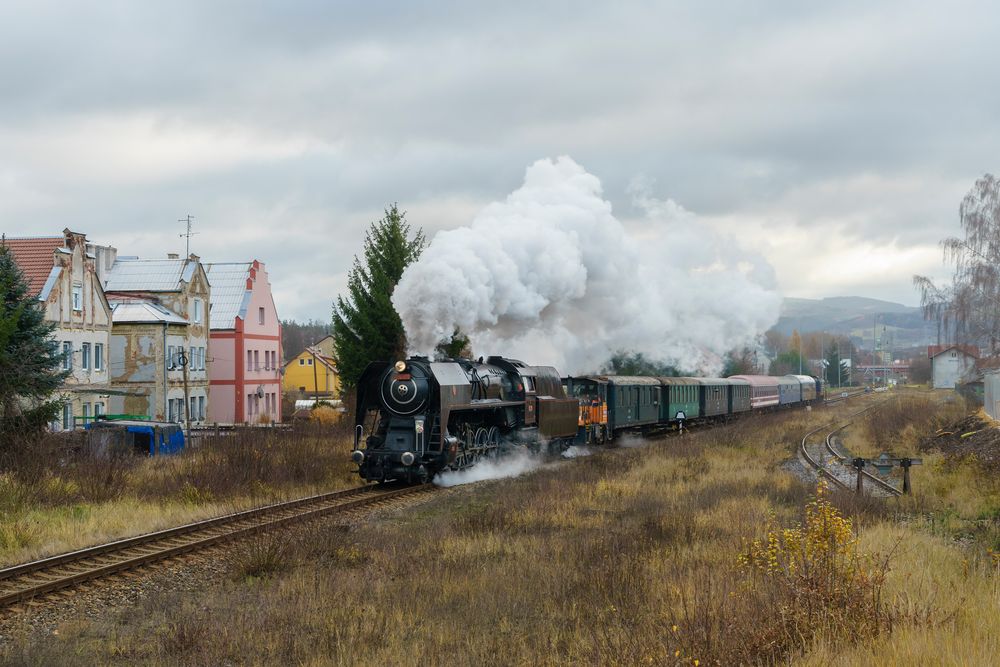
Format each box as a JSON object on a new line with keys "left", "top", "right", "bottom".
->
{"left": 0, "top": 246, "right": 68, "bottom": 442}
{"left": 332, "top": 204, "right": 425, "bottom": 389}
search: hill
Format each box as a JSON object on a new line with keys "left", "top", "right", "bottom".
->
{"left": 775, "top": 296, "right": 936, "bottom": 350}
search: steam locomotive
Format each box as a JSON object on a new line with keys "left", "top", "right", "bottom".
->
{"left": 352, "top": 355, "right": 825, "bottom": 483}
{"left": 351, "top": 356, "right": 579, "bottom": 483}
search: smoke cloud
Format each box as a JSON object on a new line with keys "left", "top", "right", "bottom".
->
{"left": 393, "top": 157, "right": 781, "bottom": 375}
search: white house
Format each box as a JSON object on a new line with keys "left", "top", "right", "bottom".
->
{"left": 928, "top": 344, "right": 979, "bottom": 389}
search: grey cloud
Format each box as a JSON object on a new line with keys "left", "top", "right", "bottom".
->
{"left": 2, "top": 0, "right": 999, "bottom": 317}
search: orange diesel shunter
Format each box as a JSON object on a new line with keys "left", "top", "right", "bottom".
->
{"left": 576, "top": 397, "right": 608, "bottom": 445}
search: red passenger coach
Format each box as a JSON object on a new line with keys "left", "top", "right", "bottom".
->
{"left": 728, "top": 375, "right": 780, "bottom": 409}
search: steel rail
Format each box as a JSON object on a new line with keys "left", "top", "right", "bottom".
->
{"left": 800, "top": 422, "right": 853, "bottom": 491}
{"left": 0, "top": 484, "right": 433, "bottom": 609}
{"left": 825, "top": 398, "right": 903, "bottom": 496}
{"left": 0, "top": 485, "right": 378, "bottom": 584}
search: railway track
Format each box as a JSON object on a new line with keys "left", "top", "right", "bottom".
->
{"left": 0, "top": 483, "right": 436, "bottom": 611}
{"left": 799, "top": 401, "right": 902, "bottom": 497}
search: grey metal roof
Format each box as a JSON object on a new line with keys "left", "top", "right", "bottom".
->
{"left": 204, "top": 262, "right": 252, "bottom": 329}
{"left": 110, "top": 300, "right": 188, "bottom": 324}
{"left": 105, "top": 258, "right": 190, "bottom": 292}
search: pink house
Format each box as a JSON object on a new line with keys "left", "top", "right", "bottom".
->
{"left": 205, "top": 261, "right": 282, "bottom": 424}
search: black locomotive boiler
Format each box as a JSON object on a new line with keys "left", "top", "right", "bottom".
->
{"left": 352, "top": 356, "right": 579, "bottom": 483}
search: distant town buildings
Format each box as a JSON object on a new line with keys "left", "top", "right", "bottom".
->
{"left": 6, "top": 229, "right": 289, "bottom": 429}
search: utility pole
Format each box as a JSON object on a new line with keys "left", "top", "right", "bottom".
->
{"left": 311, "top": 344, "right": 320, "bottom": 402}
{"left": 179, "top": 349, "right": 191, "bottom": 443}
{"left": 178, "top": 214, "right": 197, "bottom": 256}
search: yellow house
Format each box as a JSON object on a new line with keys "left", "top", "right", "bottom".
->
{"left": 283, "top": 335, "right": 340, "bottom": 398}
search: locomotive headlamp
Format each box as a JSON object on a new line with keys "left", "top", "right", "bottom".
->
{"left": 395, "top": 360, "right": 407, "bottom": 373}
{"left": 401, "top": 451, "right": 416, "bottom": 466}
{"left": 351, "top": 450, "right": 364, "bottom": 464}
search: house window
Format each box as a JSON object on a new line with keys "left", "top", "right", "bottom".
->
{"left": 167, "top": 345, "right": 175, "bottom": 370}
{"left": 198, "top": 396, "right": 205, "bottom": 420}
{"left": 307, "top": 358, "right": 313, "bottom": 366}
{"left": 258, "top": 307, "right": 265, "bottom": 325}
{"left": 94, "top": 402, "right": 104, "bottom": 417}
{"left": 190, "top": 396, "right": 197, "bottom": 422}
{"left": 82, "top": 403, "right": 90, "bottom": 424}
{"left": 63, "top": 342, "right": 72, "bottom": 370}
{"left": 94, "top": 343, "right": 103, "bottom": 371}
{"left": 951, "top": 352, "right": 957, "bottom": 358}
{"left": 299, "top": 358, "right": 305, "bottom": 366}
{"left": 81, "top": 342, "right": 90, "bottom": 370}
{"left": 247, "top": 351, "right": 253, "bottom": 371}
{"left": 63, "top": 403, "right": 73, "bottom": 430}
{"left": 193, "top": 299, "right": 202, "bottom": 324}
{"left": 254, "top": 350, "right": 259, "bottom": 371}
{"left": 72, "top": 284, "right": 82, "bottom": 311}
{"left": 200, "top": 347, "right": 206, "bottom": 370}
{"left": 168, "top": 400, "right": 175, "bottom": 422}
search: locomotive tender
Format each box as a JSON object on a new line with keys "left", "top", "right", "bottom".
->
{"left": 352, "top": 354, "right": 825, "bottom": 482}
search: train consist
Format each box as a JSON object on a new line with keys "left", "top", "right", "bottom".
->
{"left": 351, "top": 356, "right": 824, "bottom": 483}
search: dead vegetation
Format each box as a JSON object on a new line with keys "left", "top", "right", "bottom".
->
{"left": 3, "top": 397, "right": 999, "bottom": 665}
{"left": 0, "top": 421, "right": 356, "bottom": 565}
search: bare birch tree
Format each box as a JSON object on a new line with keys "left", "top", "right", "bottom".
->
{"left": 914, "top": 174, "right": 1000, "bottom": 355}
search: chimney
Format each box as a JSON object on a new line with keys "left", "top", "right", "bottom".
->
{"left": 168, "top": 253, "right": 179, "bottom": 260}
{"left": 188, "top": 253, "right": 200, "bottom": 262}
{"left": 86, "top": 243, "right": 118, "bottom": 284}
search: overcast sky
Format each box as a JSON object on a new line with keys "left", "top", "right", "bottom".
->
{"left": 3, "top": 1, "right": 994, "bottom": 321}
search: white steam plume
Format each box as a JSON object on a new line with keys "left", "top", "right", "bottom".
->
{"left": 393, "top": 157, "right": 781, "bottom": 375}
{"left": 433, "top": 448, "right": 544, "bottom": 487}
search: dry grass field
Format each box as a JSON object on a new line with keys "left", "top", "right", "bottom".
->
{"left": 2, "top": 392, "right": 999, "bottom": 665}
{"left": 0, "top": 422, "right": 358, "bottom": 567}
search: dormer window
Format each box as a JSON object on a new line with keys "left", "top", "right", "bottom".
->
{"left": 72, "top": 284, "right": 82, "bottom": 311}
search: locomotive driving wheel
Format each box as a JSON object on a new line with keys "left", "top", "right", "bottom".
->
{"left": 473, "top": 427, "right": 489, "bottom": 465}
{"left": 486, "top": 426, "right": 501, "bottom": 458}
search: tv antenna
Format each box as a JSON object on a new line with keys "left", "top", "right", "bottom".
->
{"left": 178, "top": 214, "right": 198, "bottom": 256}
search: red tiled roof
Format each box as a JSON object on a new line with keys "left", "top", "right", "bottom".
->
{"left": 2, "top": 237, "right": 63, "bottom": 297}
{"left": 928, "top": 344, "right": 980, "bottom": 359}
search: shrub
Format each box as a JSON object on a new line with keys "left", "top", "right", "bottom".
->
{"left": 226, "top": 532, "right": 295, "bottom": 580}
{"left": 735, "top": 482, "right": 894, "bottom": 653}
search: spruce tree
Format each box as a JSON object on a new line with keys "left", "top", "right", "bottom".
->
{"left": 332, "top": 204, "right": 425, "bottom": 389}
{"left": 0, "top": 246, "right": 68, "bottom": 442}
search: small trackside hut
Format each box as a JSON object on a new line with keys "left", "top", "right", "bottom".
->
{"left": 85, "top": 419, "right": 184, "bottom": 456}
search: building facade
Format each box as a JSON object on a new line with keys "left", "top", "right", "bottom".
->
{"left": 283, "top": 335, "right": 340, "bottom": 398}
{"left": 929, "top": 344, "right": 979, "bottom": 389}
{"left": 5, "top": 229, "right": 113, "bottom": 430}
{"left": 205, "top": 261, "right": 282, "bottom": 424}
{"left": 103, "top": 253, "right": 211, "bottom": 424}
